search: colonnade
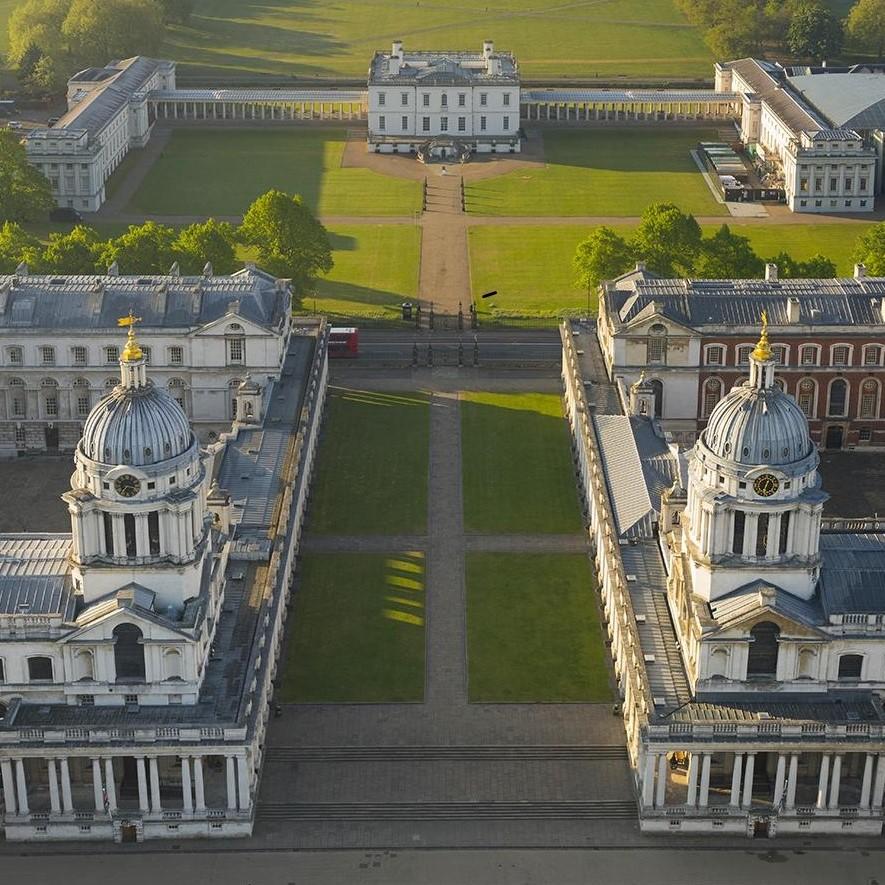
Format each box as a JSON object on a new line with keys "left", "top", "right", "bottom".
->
{"left": 521, "top": 99, "right": 739, "bottom": 123}
{"left": 641, "top": 749, "right": 885, "bottom": 813}
{"left": 151, "top": 99, "right": 367, "bottom": 122}
{"left": 0, "top": 751, "right": 252, "bottom": 819}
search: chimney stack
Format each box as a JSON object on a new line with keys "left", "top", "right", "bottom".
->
{"left": 854, "top": 263, "right": 867, "bottom": 280}
{"left": 483, "top": 39, "right": 494, "bottom": 59}
{"left": 765, "top": 263, "right": 778, "bottom": 282}
{"left": 787, "top": 297, "right": 800, "bottom": 323}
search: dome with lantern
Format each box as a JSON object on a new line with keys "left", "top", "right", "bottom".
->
{"left": 79, "top": 316, "right": 193, "bottom": 467}
{"left": 699, "top": 315, "right": 813, "bottom": 469}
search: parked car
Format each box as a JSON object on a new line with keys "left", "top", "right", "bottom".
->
{"left": 6, "top": 120, "right": 22, "bottom": 129}
{"left": 47, "top": 116, "right": 60, "bottom": 126}
{"left": 49, "top": 207, "right": 83, "bottom": 223}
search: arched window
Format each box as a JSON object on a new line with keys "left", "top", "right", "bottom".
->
{"left": 837, "top": 654, "right": 863, "bottom": 680}
{"left": 800, "top": 345, "right": 819, "bottom": 367}
{"left": 863, "top": 344, "right": 882, "bottom": 367}
{"left": 646, "top": 324, "right": 667, "bottom": 364}
{"left": 168, "top": 378, "right": 186, "bottom": 413}
{"left": 747, "top": 621, "right": 780, "bottom": 678}
{"left": 229, "top": 378, "right": 242, "bottom": 419}
{"left": 773, "top": 377, "right": 785, "bottom": 392}
{"left": 708, "top": 647, "right": 729, "bottom": 679}
{"left": 27, "top": 656, "right": 54, "bottom": 681}
{"left": 702, "top": 378, "right": 722, "bottom": 419}
{"left": 756, "top": 513, "right": 770, "bottom": 557}
{"left": 8, "top": 377, "right": 26, "bottom": 418}
{"left": 73, "top": 378, "right": 91, "bottom": 416}
{"left": 732, "top": 510, "right": 746, "bottom": 554}
{"left": 113, "top": 624, "right": 146, "bottom": 682}
{"left": 860, "top": 378, "right": 879, "bottom": 419}
{"left": 226, "top": 324, "right": 245, "bottom": 365}
{"left": 797, "top": 378, "right": 816, "bottom": 418}
{"left": 104, "top": 377, "right": 118, "bottom": 391}
{"left": 797, "top": 647, "right": 817, "bottom": 679}
{"left": 828, "top": 379, "right": 848, "bottom": 417}
{"left": 41, "top": 378, "right": 58, "bottom": 417}
{"left": 73, "top": 649, "right": 95, "bottom": 681}
{"left": 649, "top": 379, "right": 663, "bottom": 418}
{"left": 163, "top": 648, "right": 183, "bottom": 681}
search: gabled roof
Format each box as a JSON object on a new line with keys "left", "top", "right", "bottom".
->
{"left": 708, "top": 580, "right": 824, "bottom": 632}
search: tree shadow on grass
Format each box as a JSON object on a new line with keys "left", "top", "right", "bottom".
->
{"left": 300, "top": 281, "right": 408, "bottom": 318}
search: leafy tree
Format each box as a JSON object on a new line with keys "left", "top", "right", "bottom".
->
{"left": 794, "top": 253, "right": 837, "bottom": 277}
{"left": 573, "top": 227, "right": 634, "bottom": 293}
{"left": 0, "top": 222, "right": 42, "bottom": 272}
{"left": 16, "top": 41, "right": 44, "bottom": 81}
{"left": 27, "top": 52, "right": 61, "bottom": 92}
{"left": 846, "top": 0, "right": 885, "bottom": 58}
{"left": 99, "top": 221, "right": 178, "bottom": 273}
{"left": 174, "top": 219, "right": 237, "bottom": 274}
{"left": 41, "top": 224, "right": 102, "bottom": 272}
{"left": 0, "top": 129, "right": 55, "bottom": 223}
{"left": 158, "top": 0, "right": 193, "bottom": 24}
{"left": 61, "top": 0, "right": 164, "bottom": 66}
{"left": 6, "top": 0, "right": 70, "bottom": 70}
{"left": 239, "top": 190, "right": 333, "bottom": 289}
{"left": 852, "top": 221, "right": 885, "bottom": 275}
{"left": 631, "top": 203, "right": 702, "bottom": 277}
{"left": 787, "top": 4, "right": 843, "bottom": 58}
{"left": 693, "top": 224, "right": 763, "bottom": 278}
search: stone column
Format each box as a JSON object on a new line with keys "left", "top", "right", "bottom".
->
{"left": 828, "top": 754, "right": 842, "bottom": 809}
{"left": 47, "top": 758, "right": 61, "bottom": 814}
{"left": 1, "top": 758, "right": 17, "bottom": 815}
{"left": 181, "top": 757, "right": 193, "bottom": 813}
{"left": 135, "top": 513, "right": 149, "bottom": 558}
{"left": 699, "top": 754, "right": 712, "bottom": 807}
{"left": 686, "top": 753, "right": 699, "bottom": 807}
{"left": 193, "top": 756, "right": 206, "bottom": 813}
{"left": 60, "top": 757, "right": 73, "bottom": 813}
{"left": 92, "top": 757, "right": 103, "bottom": 812}
{"left": 773, "top": 753, "right": 787, "bottom": 808}
{"left": 656, "top": 754, "right": 668, "bottom": 808}
{"left": 149, "top": 757, "right": 162, "bottom": 813}
{"left": 226, "top": 756, "right": 237, "bottom": 811}
{"left": 816, "top": 754, "right": 830, "bottom": 810}
{"left": 14, "top": 759, "right": 28, "bottom": 816}
{"left": 136, "top": 757, "right": 149, "bottom": 813}
{"left": 642, "top": 753, "right": 656, "bottom": 807}
{"left": 236, "top": 755, "right": 250, "bottom": 812}
{"left": 742, "top": 753, "right": 756, "bottom": 808}
{"left": 786, "top": 754, "right": 799, "bottom": 810}
{"left": 872, "top": 754, "right": 885, "bottom": 810}
{"left": 860, "top": 753, "right": 874, "bottom": 808}
{"left": 730, "top": 753, "right": 744, "bottom": 806}
{"left": 104, "top": 758, "right": 117, "bottom": 812}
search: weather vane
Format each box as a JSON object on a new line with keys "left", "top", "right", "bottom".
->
{"left": 118, "top": 311, "right": 144, "bottom": 361}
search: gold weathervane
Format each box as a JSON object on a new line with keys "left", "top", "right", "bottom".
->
{"left": 118, "top": 311, "right": 143, "bottom": 362}
{"left": 752, "top": 309, "right": 772, "bottom": 362}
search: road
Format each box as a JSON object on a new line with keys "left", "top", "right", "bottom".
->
{"left": 3, "top": 847, "right": 884, "bottom": 885}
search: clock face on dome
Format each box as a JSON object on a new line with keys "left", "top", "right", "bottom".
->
{"left": 753, "top": 473, "right": 779, "bottom": 497}
{"left": 114, "top": 474, "right": 141, "bottom": 498}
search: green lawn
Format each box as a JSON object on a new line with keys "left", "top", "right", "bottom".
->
{"left": 466, "top": 129, "right": 727, "bottom": 217}
{"left": 467, "top": 553, "right": 610, "bottom": 702}
{"left": 127, "top": 129, "right": 421, "bottom": 216}
{"left": 163, "top": 0, "right": 712, "bottom": 81}
{"left": 281, "top": 553, "right": 425, "bottom": 702}
{"left": 304, "top": 224, "right": 421, "bottom": 319}
{"left": 461, "top": 392, "right": 581, "bottom": 534}
{"left": 469, "top": 221, "right": 873, "bottom": 319}
{"left": 308, "top": 388, "right": 429, "bottom": 534}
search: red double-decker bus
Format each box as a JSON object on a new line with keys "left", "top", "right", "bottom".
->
{"left": 328, "top": 326, "right": 359, "bottom": 358}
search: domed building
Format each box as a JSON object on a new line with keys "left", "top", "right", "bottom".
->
{"left": 683, "top": 316, "right": 828, "bottom": 603}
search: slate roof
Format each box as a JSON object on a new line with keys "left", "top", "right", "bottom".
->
{"left": 370, "top": 50, "right": 518, "bottom": 85}
{"left": 522, "top": 89, "right": 736, "bottom": 104}
{"left": 819, "top": 533, "right": 885, "bottom": 615}
{"left": 0, "top": 535, "right": 75, "bottom": 618}
{"left": 788, "top": 72, "right": 885, "bottom": 130}
{"left": 150, "top": 88, "right": 365, "bottom": 103}
{"left": 608, "top": 274, "right": 885, "bottom": 329}
{"left": 727, "top": 58, "right": 823, "bottom": 132}
{"left": 667, "top": 693, "right": 885, "bottom": 723}
{"left": 709, "top": 579, "right": 824, "bottom": 630}
{"left": 0, "top": 266, "right": 287, "bottom": 331}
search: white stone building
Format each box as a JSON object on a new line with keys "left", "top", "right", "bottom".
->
{"left": 25, "top": 57, "right": 176, "bottom": 212}
{"left": 367, "top": 40, "right": 521, "bottom": 157}
{"left": 0, "top": 265, "right": 292, "bottom": 457}
{"left": 715, "top": 59, "right": 884, "bottom": 213}
{"left": 563, "top": 319, "right": 885, "bottom": 838}
{"left": 0, "top": 318, "right": 329, "bottom": 841}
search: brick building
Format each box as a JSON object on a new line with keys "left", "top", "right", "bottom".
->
{"left": 597, "top": 264, "right": 885, "bottom": 449}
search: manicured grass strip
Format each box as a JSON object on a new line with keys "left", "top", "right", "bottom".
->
{"left": 467, "top": 553, "right": 611, "bottom": 702}
{"left": 466, "top": 129, "right": 727, "bottom": 217}
{"left": 281, "top": 553, "right": 425, "bottom": 702}
{"left": 469, "top": 221, "right": 873, "bottom": 319}
{"left": 305, "top": 224, "right": 421, "bottom": 319}
{"left": 128, "top": 129, "right": 421, "bottom": 216}
{"left": 163, "top": 0, "right": 712, "bottom": 81}
{"left": 461, "top": 392, "right": 581, "bottom": 534}
{"left": 309, "top": 388, "right": 429, "bottom": 534}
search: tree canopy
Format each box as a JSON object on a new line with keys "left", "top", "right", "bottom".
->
{"left": 846, "top": 0, "right": 885, "bottom": 58}
{"left": 573, "top": 226, "right": 634, "bottom": 293}
{"left": 787, "top": 3, "right": 843, "bottom": 58}
{"left": 0, "top": 129, "right": 55, "bottom": 223}
{"left": 852, "top": 222, "right": 885, "bottom": 275}
{"left": 174, "top": 219, "right": 238, "bottom": 275}
{"left": 633, "top": 203, "right": 702, "bottom": 277}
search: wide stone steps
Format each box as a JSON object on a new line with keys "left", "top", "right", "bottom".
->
{"left": 257, "top": 799, "right": 637, "bottom": 821}
{"left": 264, "top": 745, "right": 628, "bottom": 763}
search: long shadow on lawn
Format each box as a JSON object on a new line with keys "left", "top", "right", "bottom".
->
{"left": 306, "top": 280, "right": 409, "bottom": 316}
